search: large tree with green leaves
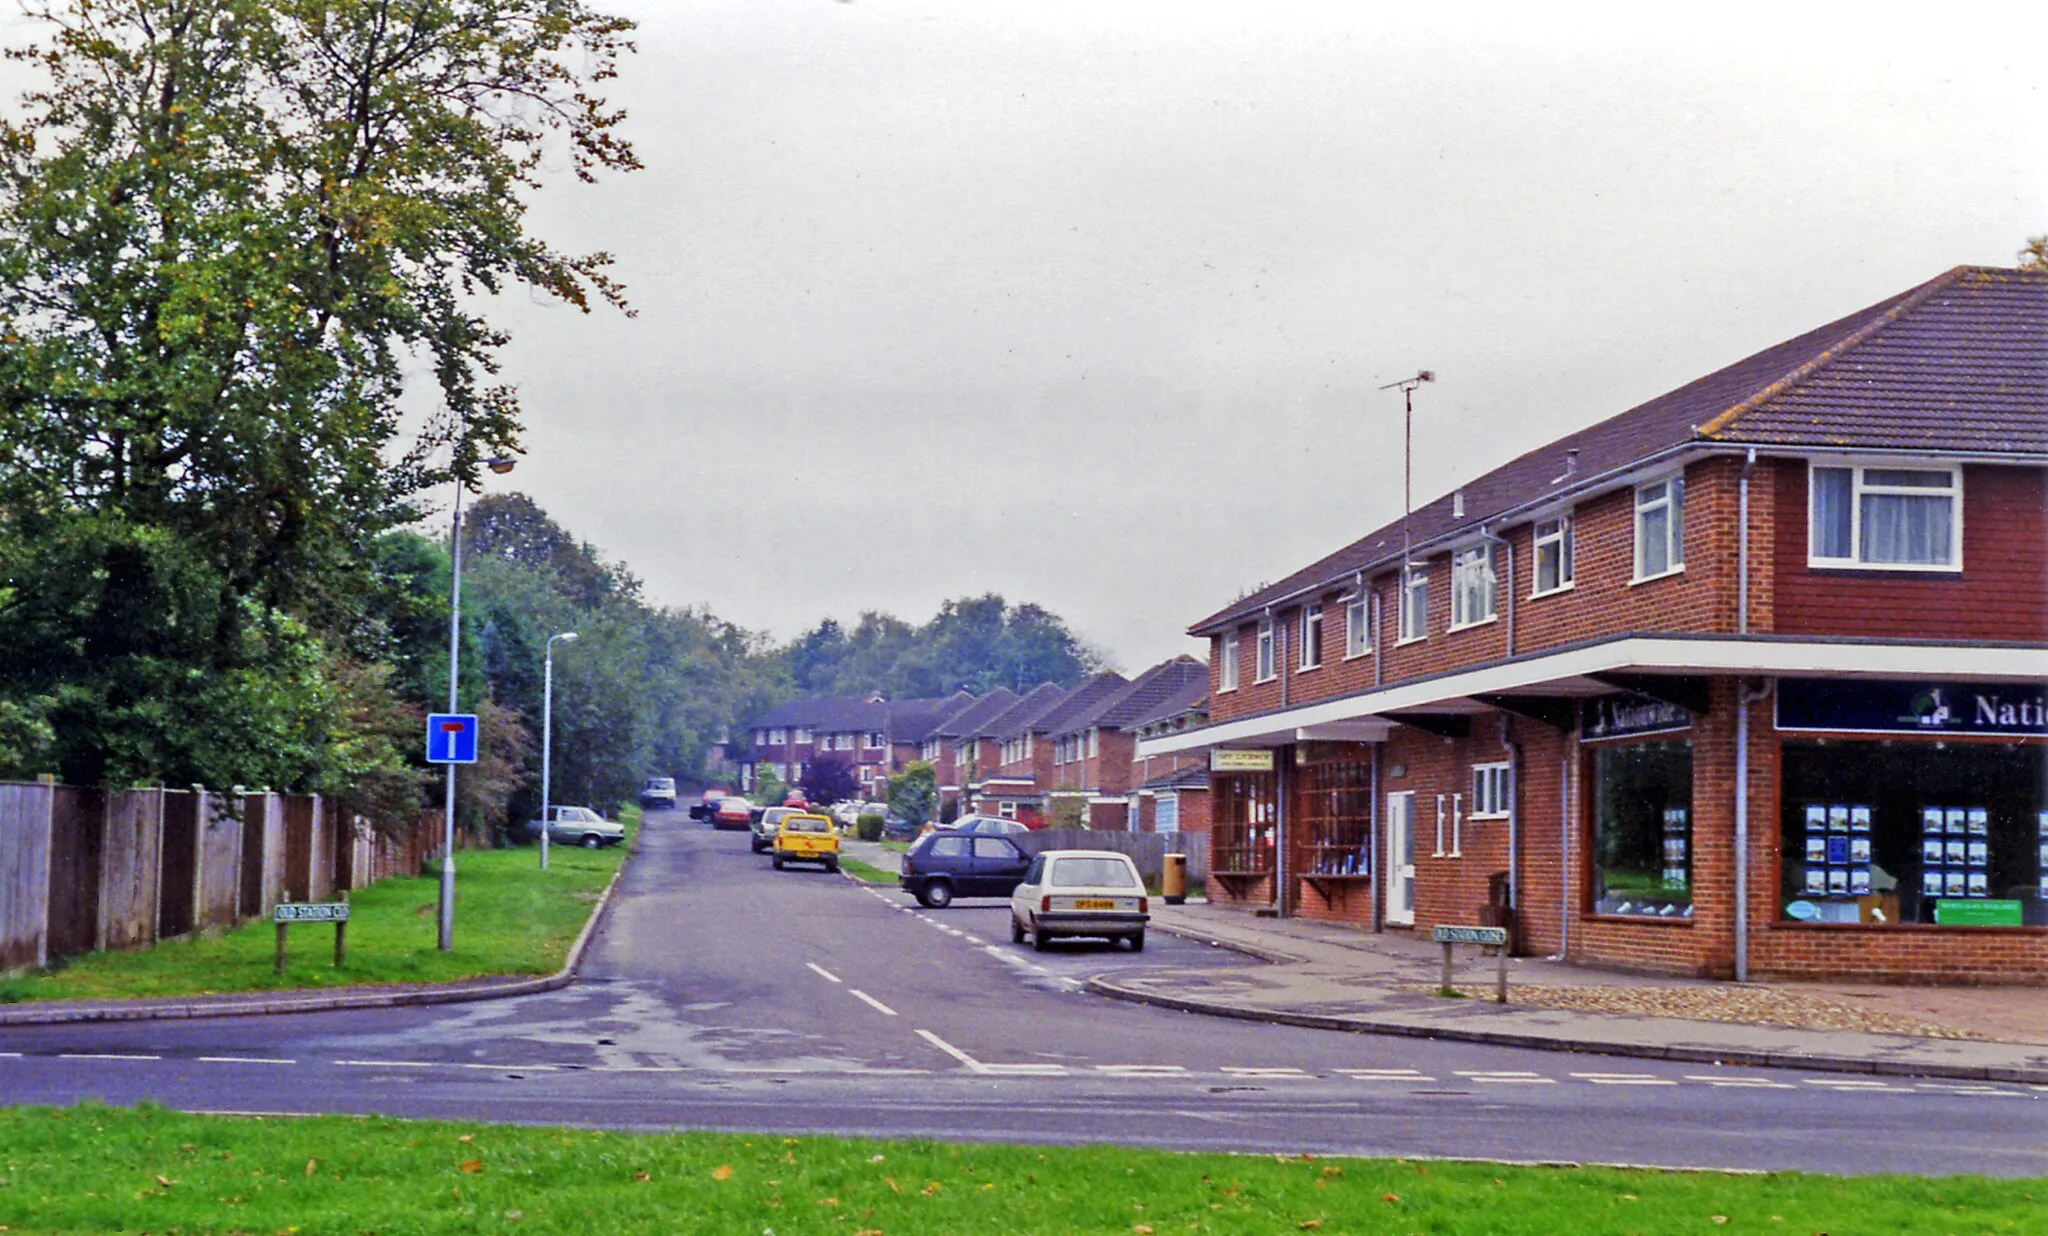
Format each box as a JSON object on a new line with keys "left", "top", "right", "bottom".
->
{"left": 0, "top": 0, "right": 637, "bottom": 792}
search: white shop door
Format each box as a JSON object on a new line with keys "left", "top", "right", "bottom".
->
{"left": 1386, "top": 791, "right": 1416, "bottom": 926}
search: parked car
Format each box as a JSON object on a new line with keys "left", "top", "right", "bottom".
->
{"left": 899, "top": 830, "right": 1031, "bottom": 908}
{"left": 830, "top": 801, "right": 865, "bottom": 826}
{"left": 771, "top": 812, "right": 841, "bottom": 872}
{"left": 880, "top": 812, "right": 918, "bottom": 840}
{"left": 1010, "top": 850, "right": 1148, "bottom": 951}
{"left": 751, "top": 804, "right": 806, "bottom": 853}
{"left": 639, "top": 777, "right": 677, "bottom": 810}
{"left": 711, "top": 796, "right": 755, "bottom": 830}
{"left": 691, "top": 788, "right": 731, "bottom": 821}
{"left": 524, "top": 805, "right": 627, "bottom": 849}
{"left": 942, "top": 813, "right": 1031, "bottom": 836}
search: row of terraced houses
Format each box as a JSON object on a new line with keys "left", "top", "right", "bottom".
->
{"left": 745, "top": 265, "right": 2047, "bottom": 984}
{"left": 736, "top": 655, "right": 1213, "bottom": 833}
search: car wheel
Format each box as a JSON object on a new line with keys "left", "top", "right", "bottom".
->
{"left": 824, "top": 858, "right": 840, "bottom": 874}
{"left": 751, "top": 839, "right": 766, "bottom": 853}
{"left": 772, "top": 856, "right": 785, "bottom": 870}
{"left": 581, "top": 834, "right": 601, "bottom": 849}
{"left": 1128, "top": 929, "right": 1145, "bottom": 952}
{"left": 1030, "top": 922, "right": 1052, "bottom": 952}
{"left": 918, "top": 880, "right": 953, "bottom": 909}
{"left": 1010, "top": 914, "right": 1025, "bottom": 944}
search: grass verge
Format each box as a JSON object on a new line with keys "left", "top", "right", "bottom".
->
{"left": 839, "top": 856, "right": 900, "bottom": 886}
{"left": 0, "top": 811, "right": 635, "bottom": 1004}
{"left": 1, "top": 1104, "right": 2040, "bottom": 1234}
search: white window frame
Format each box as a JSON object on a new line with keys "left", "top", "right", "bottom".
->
{"left": 1633, "top": 474, "right": 1685, "bottom": 582}
{"left": 1087, "top": 728, "right": 1099, "bottom": 758}
{"left": 768, "top": 728, "right": 787, "bottom": 746}
{"left": 1344, "top": 591, "right": 1370, "bottom": 658}
{"left": 1397, "top": 566, "right": 1429, "bottom": 643}
{"left": 1807, "top": 459, "right": 1963, "bottom": 572}
{"left": 1299, "top": 604, "right": 1323, "bottom": 670}
{"left": 1449, "top": 545, "right": 1497, "bottom": 630}
{"left": 793, "top": 727, "right": 813, "bottom": 744}
{"left": 1531, "top": 514, "right": 1574, "bottom": 596}
{"left": 1219, "top": 631, "right": 1239, "bottom": 692}
{"left": 1471, "top": 762, "right": 1510, "bottom": 819}
{"left": 867, "top": 731, "right": 886, "bottom": 748}
{"left": 1255, "top": 619, "right": 1276, "bottom": 682}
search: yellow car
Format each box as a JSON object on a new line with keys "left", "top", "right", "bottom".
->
{"left": 771, "top": 812, "right": 841, "bottom": 872}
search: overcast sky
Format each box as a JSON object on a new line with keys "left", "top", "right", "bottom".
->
{"left": 345, "top": 3, "right": 2048, "bottom": 670}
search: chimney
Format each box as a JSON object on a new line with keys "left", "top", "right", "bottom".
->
{"left": 1452, "top": 490, "right": 1465, "bottom": 519}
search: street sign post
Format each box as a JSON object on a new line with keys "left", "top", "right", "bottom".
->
{"left": 1432, "top": 924, "right": 1510, "bottom": 1003}
{"left": 425, "top": 714, "right": 479, "bottom": 764}
{"left": 273, "top": 898, "right": 350, "bottom": 973}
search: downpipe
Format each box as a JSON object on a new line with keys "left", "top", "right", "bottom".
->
{"left": 1734, "top": 676, "right": 1773, "bottom": 982}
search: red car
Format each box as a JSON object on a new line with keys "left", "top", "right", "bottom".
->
{"left": 712, "top": 797, "right": 755, "bottom": 830}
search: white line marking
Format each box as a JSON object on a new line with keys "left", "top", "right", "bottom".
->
{"left": 916, "top": 1029, "right": 984, "bottom": 1072}
{"left": 197, "top": 1056, "right": 295, "bottom": 1066}
{"left": 722, "top": 1065, "right": 813, "bottom": 1074}
{"left": 1571, "top": 1073, "right": 1677, "bottom": 1086}
{"left": 1915, "top": 1084, "right": 2019, "bottom": 1096}
{"left": 591, "top": 1065, "right": 686, "bottom": 1073}
{"left": 1097, "top": 1064, "right": 1187, "bottom": 1076}
{"left": 0, "top": 1052, "right": 22, "bottom": 1058}
{"left": 1455, "top": 1071, "right": 1556, "bottom": 1084}
{"left": 806, "top": 962, "right": 842, "bottom": 984}
{"left": 60, "top": 1053, "right": 159, "bottom": 1061}
{"left": 1222, "top": 1066, "right": 1310, "bottom": 1078}
{"left": 1684, "top": 1075, "right": 1795, "bottom": 1088}
{"left": 1800, "top": 1078, "right": 1902, "bottom": 1088}
{"left": 979, "top": 1063, "right": 1068, "bottom": 1075}
{"left": 849, "top": 989, "right": 898, "bottom": 1016}
{"left": 961, "top": 935, "right": 985, "bottom": 945}
{"left": 1337, "top": 1069, "right": 1435, "bottom": 1082}
{"left": 459, "top": 1062, "right": 558, "bottom": 1072}
{"left": 335, "top": 1059, "right": 435, "bottom": 1069}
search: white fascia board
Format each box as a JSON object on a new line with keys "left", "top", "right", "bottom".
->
{"left": 1136, "top": 637, "right": 2048, "bottom": 756}
{"left": 1089, "top": 796, "right": 1127, "bottom": 806}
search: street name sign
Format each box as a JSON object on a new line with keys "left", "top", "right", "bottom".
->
{"left": 273, "top": 902, "right": 349, "bottom": 923}
{"left": 1432, "top": 925, "right": 1507, "bottom": 946}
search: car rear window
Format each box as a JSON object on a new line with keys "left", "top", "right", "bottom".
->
{"left": 784, "top": 816, "right": 831, "bottom": 833}
{"left": 1050, "top": 857, "right": 1138, "bottom": 888}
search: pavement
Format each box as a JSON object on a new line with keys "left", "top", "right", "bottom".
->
{"left": 9, "top": 833, "right": 2048, "bottom": 1085}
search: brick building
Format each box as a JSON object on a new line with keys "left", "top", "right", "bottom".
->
{"left": 1141, "top": 265, "right": 2048, "bottom": 982}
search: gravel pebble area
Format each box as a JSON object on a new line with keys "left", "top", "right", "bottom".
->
{"left": 1484, "top": 984, "right": 1985, "bottom": 1039}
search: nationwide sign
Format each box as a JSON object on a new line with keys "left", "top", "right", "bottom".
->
{"left": 1776, "top": 679, "right": 2048, "bottom": 738}
{"left": 1582, "top": 692, "right": 1693, "bottom": 741}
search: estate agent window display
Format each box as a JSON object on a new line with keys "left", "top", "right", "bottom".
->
{"left": 1589, "top": 739, "right": 1695, "bottom": 919}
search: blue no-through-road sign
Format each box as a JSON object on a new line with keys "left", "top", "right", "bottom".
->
{"left": 426, "top": 713, "right": 479, "bottom": 764}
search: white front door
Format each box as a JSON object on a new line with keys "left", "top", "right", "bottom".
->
{"left": 1386, "top": 791, "right": 1416, "bottom": 926}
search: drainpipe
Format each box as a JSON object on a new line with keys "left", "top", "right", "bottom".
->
{"left": 1738, "top": 448, "right": 1755, "bottom": 636}
{"left": 1734, "top": 677, "right": 1774, "bottom": 982}
{"left": 1370, "top": 592, "right": 1383, "bottom": 687}
{"left": 1480, "top": 523, "right": 1515, "bottom": 658}
{"left": 1498, "top": 712, "right": 1521, "bottom": 923}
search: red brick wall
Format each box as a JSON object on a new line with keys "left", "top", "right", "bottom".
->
{"left": 1774, "top": 462, "right": 2048, "bottom": 642}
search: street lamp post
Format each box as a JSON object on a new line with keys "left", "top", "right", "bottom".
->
{"left": 540, "top": 631, "right": 579, "bottom": 871}
{"left": 438, "top": 454, "right": 516, "bottom": 953}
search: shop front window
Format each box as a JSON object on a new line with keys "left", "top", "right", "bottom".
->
{"left": 1212, "top": 772, "right": 1278, "bottom": 876}
{"left": 1591, "top": 740, "right": 1693, "bottom": 918}
{"left": 1779, "top": 741, "right": 2047, "bottom": 926}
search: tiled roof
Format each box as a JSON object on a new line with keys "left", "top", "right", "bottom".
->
{"left": 1034, "top": 672, "right": 1132, "bottom": 738}
{"left": 1095, "top": 656, "right": 1210, "bottom": 729}
{"left": 1191, "top": 265, "right": 2048, "bottom": 635}
{"left": 886, "top": 692, "right": 974, "bottom": 743}
{"left": 1142, "top": 766, "right": 1212, "bottom": 792}
{"left": 1127, "top": 674, "right": 1209, "bottom": 730}
{"left": 746, "top": 695, "right": 887, "bottom": 731}
{"left": 930, "top": 688, "right": 1020, "bottom": 740}
{"left": 981, "top": 683, "right": 1070, "bottom": 740}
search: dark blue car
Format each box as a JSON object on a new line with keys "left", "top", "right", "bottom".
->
{"left": 899, "top": 831, "right": 1031, "bottom": 908}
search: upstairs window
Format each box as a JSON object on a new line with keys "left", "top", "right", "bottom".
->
{"left": 768, "top": 729, "right": 787, "bottom": 746}
{"left": 1345, "top": 591, "right": 1370, "bottom": 658}
{"left": 1300, "top": 604, "right": 1323, "bottom": 670}
{"left": 1471, "top": 762, "right": 1511, "bottom": 818}
{"left": 1532, "top": 515, "right": 1574, "bottom": 595}
{"left": 1255, "top": 619, "right": 1276, "bottom": 682}
{"left": 867, "top": 731, "right": 886, "bottom": 748}
{"left": 1810, "top": 462, "right": 1960, "bottom": 570}
{"left": 793, "top": 728, "right": 813, "bottom": 744}
{"left": 1450, "top": 545, "right": 1497, "bottom": 629}
{"left": 1634, "top": 476, "right": 1685, "bottom": 580}
{"left": 1219, "top": 631, "right": 1240, "bottom": 692}
{"left": 1398, "top": 567, "right": 1429, "bottom": 642}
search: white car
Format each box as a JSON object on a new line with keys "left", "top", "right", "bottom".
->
{"left": 524, "top": 805, "right": 626, "bottom": 849}
{"left": 1009, "top": 849, "right": 1149, "bottom": 952}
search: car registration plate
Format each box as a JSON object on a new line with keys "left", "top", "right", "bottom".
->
{"left": 1072, "top": 898, "right": 1117, "bottom": 910}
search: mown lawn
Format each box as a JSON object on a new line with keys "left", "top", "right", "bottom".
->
{"left": 0, "top": 812, "right": 634, "bottom": 1004}
{"left": 839, "top": 855, "right": 899, "bottom": 885}
{"left": 0, "top": 1105, "right": 2038, "bottom": 1235}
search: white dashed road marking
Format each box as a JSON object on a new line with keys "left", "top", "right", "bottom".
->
{"left": 1572, "top": 1072, "right": 1677, "bottom": 1086}
{"left": 1456, "top": 1070, "right": 1556, "bottom": 1084}
{"left": 196, "top": 1056, "right": 294, "bottom": 1065}
{"left": 1685, "top": 1075, "right": 1795, "bottom": 1089}
{"left": 1221, "top": 1066, "right": 1312, "bottom": 1079}
{"left": 915, "top": 1029, "right": 983, "bottom": 1070}
{"left": 806, "top": 962, "right": 842, "bottom": 984}
{"left": 335, "top": 1059, "right": 436, "bottom": 1069}
{"left": 60, "top": 1053, "right": 159, "bottom": 1061}
{"left": 1097, "top": 1064, "right": 1188, "bottom": 1076}
{"left": 849, "top": 989, "right": 898, "bottom": 1017}
{"left": 1338, "top": 1068, "right": 1436, "bottom": 1082}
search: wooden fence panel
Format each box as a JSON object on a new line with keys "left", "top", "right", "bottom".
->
{"left": 99, "top": 788, "right": 162, "bottom": 952}
{"left": 45, "top": 786, "right": 103, "bottom": 962}
{"left": 1011, "top": 829, "right": 1209, "bottom": 881}
{"left": 195, "top": 792, "right": 242, "bottom": 930}
{"left": 282, "top": 796, "right": 314, "bottom": 903}
{"left": 0, "top": 781, "right": 55, "bottom": 970}
{"left": 308, "top": 798, "right": 334, "bottom": 901}
{"left": 158, "top": 792, "right": 198, "bottom": 938}
{"left": 238, "top": 794, "right": 269, "bottom": 920}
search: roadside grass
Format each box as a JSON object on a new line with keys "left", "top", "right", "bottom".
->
{"left": 0, "top": 812, "right": 635, "bottom": 1004}
{"left": 839, "top": 856, "right": 899, "bottom": 885}
{"left": 877, "top": 839, "right": 910, "bottom": 853}
{"left": 2, "top": 1104, "right": 2040, "bottom": 1235}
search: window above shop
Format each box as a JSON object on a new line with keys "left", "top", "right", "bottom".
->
{"left": 1345, "top": 591, "right": 1370, "bottom": 658}
{"left": 1633, "top": 475, "right": 1685, "bottom": 582}
{"left": 1219, "top": 630, "right": 1239, "bottom": 692}
{"left": 1255, "top": 619, "right": 1276, "bottom": 682}
{"left": 1398, "top": 567, "right": 1428, "bottom": 643}
{"left": 1300, "top": 603, "right": 1323, "bottom": 670}
{"left": 1450, "top": 544, "right": 1498, "bottom": 630}
{"left": 1532, "top": 514, "right": 1574, "bottom": 596}
{"left": 1808, "top": 461, "right": 1962, "bottom": 571}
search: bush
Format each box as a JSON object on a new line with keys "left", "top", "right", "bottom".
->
{"left": 856, "top": 812, "right": 884, "bottom": 842}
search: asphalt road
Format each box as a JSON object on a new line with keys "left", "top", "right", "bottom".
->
{"left": 3, "top": 814, "right": 2044, "bottom": 1176}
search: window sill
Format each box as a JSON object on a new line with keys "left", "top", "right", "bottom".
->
{"left": 1343, "top": 649, "right": 1373, "bottom": 662}
{"left": 1447, "top": 615, "right": 1498, "bottom": 634}
{"left": 1584, "top": 912, "right": 1694, "bottom": 926}
{"left": 1468, "top": 812, "right": 1509, "bottom": 822}
{"left": 1295, "top": 663, "right": 1322, "bottom": 674}
{"left": 1529, "top": 582, "right": 1575, "bottom": 600}
{"left": 1394, "top": 635, "right": 1427, "bottom": 647}
{"left": 1629, "top": 566, "right": 1685, "bottom": 587}
{"left": 1804, "top": 559, "right": 1963, "bottom": 575}
{"left": 1253, "top": 675, "right": 1278, "bottom": 685}
{"left": 1772, "top": 919, "right": 2045, "bottom": 934}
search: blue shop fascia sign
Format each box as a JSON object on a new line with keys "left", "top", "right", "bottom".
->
{"left": 1777, "top": 679, "right": 2048, "bottom": 737}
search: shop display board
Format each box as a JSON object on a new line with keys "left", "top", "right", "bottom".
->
{"left": 1660, "top": 807, "right": 1689, "bottom": 890}
{"left": 1797, "top": 802, "right": 1873, "bottom": 915}
{"left": 1919, "top": 805, "right": 1991, "bottom": 901}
